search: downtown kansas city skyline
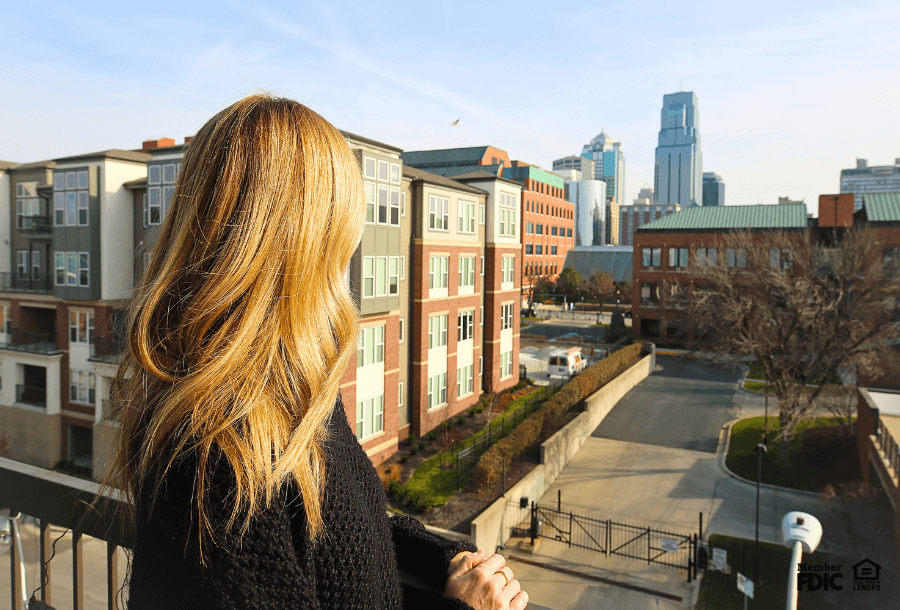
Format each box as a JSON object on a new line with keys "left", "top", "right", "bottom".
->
{"left": 2, "top": 0, "right": 899, "bottom": 212}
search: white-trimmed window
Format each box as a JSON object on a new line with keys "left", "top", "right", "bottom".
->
{"left": 0, "top": 304, "right": 10, "bottom": 338}
{"left": 429, "top": 195, "right": 450, "bottom": 231}
{"left": 31, "top": 251, "right": 41, "bottom": 281}
{"left": 69, "top": 310, "right": 94, "bottom": 344}
{"left": 668, "top": 248, "right": 688, "bottom": 268}
{"left": 390, "top": 163, "right": 401, "bottom": 184}
{"left": 427, "top": 373, "right": 447, "bottom": 409}
{"left": 364, "top": 181, "right": 376, "bottom": 223}
{"left": 79, "top": 253, "right": 89, "bottom": 286}
{"left": 428, "top": 315, "right": 448, "bottom": 349}
{"left": 480, "top": 305, "right": 484, "bottom": 326}
{"left": 480, "top": 356, "right": 483, "bottom": 377}
{"left": 142, "top": 193, "right": 148, "bottom": 228}
{"left": 363, "top": 257, "right": 375, "bottom": 298}
{"left": 69, "top": 369, "right": 95, "bottom": 405}
{"left": 390, "top": 187, "right": 401, "bottom": 225}
{"left": 147, "top": 162, "right": 178, "bottom": 224}
{"left": 401, "top": 192, "right": 406, "bottom": 217}
{"left": 77, "top": 192, "right": 89, "bottom": 225}
{"left": 479, "top": 204, "right": 485, "bottom": 225}
{"left": 148, "top": 165, "right": 161, "bottom": 185}
{"left": 162, "top": 163, "right": 176, "bottom": 184}
{"left": 357, "top": 324, "right": 385, "bottom": 367}
{"left": 499, "top": 192, "right": 518, "bottom": 237}
{"left": 16, "top": 251, "right": 27, "bottom": 280}
{"left": 458, "top": 256, "right": 476, "bottom": 289}
{"left": 696, "top": 247, "right": 717, "bottom": 267}
{"left": 356, "top": 394, "right": 384, "bottom": 439}
{"left": 458, "top": 201, "right": 476, "bottom": 234}
{"left": 54, "top": 193, "right": 64, "bottom": 225}
{"left": 457, "top": 364, "right": 474, "bottom": 398}
{"left": 376, "top": 256, "right": 388, "bottom": 297}
{"left": 398, "top": 381, "right": 404, "bottom": 409}
{"left": 16, "top": 191, "right": 41, "bottom": 229}
{"left": 727, "top": 248, "right": 747, "bottom": 268}
{"left": 378, "top": 160, "right": 389, "bottom": 182}
{"left": 399, "top": 318, "right": 405, "bottom": 343}
{"left": 501, "top": 303, "right": 514, "bottom": 330}
{"left": 429, "top": 256, "right": 449, "bottom": 290}
{"left": 502, "top": 256, "right": 515, "bottom": 285}
{"left": 363, "top": 156, "right": 376, "bottom": 179}
{"left": 148, "top": 187, "right": 162, "bottom": 225}
{"left": 400, "top": 255, "right": 406, "bottom": 280}
{"left": 480, "top": 256, "right": 485, "bottom": 275}
{"left": 389, "top": 256, "right": 400, "bottom": 295}
{"left": 378, "top": 185, "right": 389, "bottom": 224}
{"left": 458, "top": 310, "right": 474, "bottom": 341}
{"left": 642, "top": 247, "right": 662, "bottom": 268}
{"left": 500, "top": 351, "right": 513, "bottom": 379}
{"left": 54, "top": 252, "right": 89, "bottom": 286}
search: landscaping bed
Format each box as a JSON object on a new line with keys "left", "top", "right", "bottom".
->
{"left": 696, "top": 534, "right": 793, "bottom": 609}
{"left": 726, "top": 417, "right": 861, "bottom": 493}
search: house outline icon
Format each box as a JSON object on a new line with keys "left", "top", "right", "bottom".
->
{"left": 852, "top": 559, "right": 881, "bottom": 581}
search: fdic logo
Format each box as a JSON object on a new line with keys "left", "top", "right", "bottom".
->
{"left": 796, "top": 563, "right": 843, "bottom": 591}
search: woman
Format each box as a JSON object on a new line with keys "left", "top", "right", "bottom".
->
{"left": 108, "top": 94, "right": 529, "bottom": 610}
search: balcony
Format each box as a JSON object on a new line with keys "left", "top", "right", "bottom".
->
{"left": 16, "top": 214, "right": 52, "bottom": 233}
{"left": 89, "top": 333, "right": 126, "bottom": 365}
{"left": 0, "top": 329, "right": 60, "bottom": 355}
{"left": 0, "top": 271, "right": 53, "bottom": 294}
{"left": 15, "top": 383, "right": 46, "bottom": 408}
{"left": 0, "top": 459, "right": 555, "bottom": 610}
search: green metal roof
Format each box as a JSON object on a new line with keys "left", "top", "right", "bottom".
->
{"left": 401, "top": 147, "right": 491, "bottom": 167}
{"left": 862, "top": 193, "right": 900, "bottom": 222}
{"left": 638, "top": 204, "right": 808, "bottom": 231}
{"left": 413, "top": 164, "right": 503, "bottom": 178}
{"left": 502, "top": 166, "right": 564, "bottom": 189}
{"left": 563, "top": 247, "right": 633, "bottom": 284}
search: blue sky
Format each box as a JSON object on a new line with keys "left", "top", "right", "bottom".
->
{"left": 2, "top": 0, "right": 899, "bottom": 210}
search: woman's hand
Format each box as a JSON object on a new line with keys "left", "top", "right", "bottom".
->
{"left": 445, "top": 549, "right": 529, "bottom": 610}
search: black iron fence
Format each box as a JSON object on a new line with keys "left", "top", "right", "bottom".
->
{"left": 455, "top": 379, "right": 564, "bottom": 491}
{"left": 17, "top": 215, "right": 52, "bottom": 232}
{"left": 530, "top": 502, "right": 701, "bottom": 582}
{"left": 0, "top": 271, "right": 54, "bottom": 294}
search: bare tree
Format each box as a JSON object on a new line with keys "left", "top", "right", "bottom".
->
{"left": 522, "top": 269, "right": 555, "bottom": 310}
{"left": 584, "top": 271, "right": 615, "bottom": 306}
{"left": 661, "top": 227, "right": 900, "bottom": 465}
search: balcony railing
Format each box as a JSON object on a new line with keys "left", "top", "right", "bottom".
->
{"left": 0, "top": 328, "right": 59, "bottom": 354}
{"left": 16, "top": 214, "right": 52, "bottom": 233}
{"left": 15, "top": 383, "right": 47, "bottom": 408}
{"left": 874, "top": 413, "right": 900, "bottom": 486}
{"left": 0, "top": 271, "right": 53, "bottom": 294}
{"left": 89, "top": 333, "right": 126, "bottom": 364}
{"left": 0, "top": 459, "right": 555, "bottom": 610}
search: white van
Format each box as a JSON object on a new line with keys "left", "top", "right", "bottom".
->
{"left": 548, "top": 347, "right": 587, "bottom": 378}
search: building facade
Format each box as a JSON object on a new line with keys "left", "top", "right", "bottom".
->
{"left": 552, "top": 156, "right": 594, "bottom": 182}
{"left": 401, "top": 146, "right": 510, "bottom": 179}
{"left": 564, "top": 178, "right": 606, "bottom": 247}
{"left": 618, "top": 202, "right": 681, "bottom": 246}
{"left": 654, "top": 92, "right": 703, "bottom": 207}
{"left": 840, "top": 158, "right": 900, "bottom": 211}
{"left": 702, "top": 172, "right": 724, "bottom": 206}
{"left": 580, "top": 132, "right": 625, "bottom": 206}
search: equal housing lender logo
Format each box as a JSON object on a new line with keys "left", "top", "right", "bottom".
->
{"left": 796, "top": 558, "right": 882, "bottom": 592}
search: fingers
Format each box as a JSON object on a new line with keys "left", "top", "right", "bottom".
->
{"left": 510, "top": 589, "right": 529, "bottom": 610}
{"left": 449, "top": 548, "right": 485, "bottom": 579}
{"left": 494, "top": 566, "right": 513, "bottom": 588}
{"left": 473, "top": 552, "right": 506, "bottom": 578}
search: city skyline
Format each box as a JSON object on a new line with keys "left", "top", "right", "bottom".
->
{"left": 1, "top": 1, "right": 899, "bottom": 213}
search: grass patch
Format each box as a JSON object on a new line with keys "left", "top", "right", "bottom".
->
{"left": 401, "top": 452, "right": 457, "bottom": 508}
{"left": 742, "top": 381, "right": 846, "bottom": 395}
{"left": 744, "top": 361, "right": 841, "bottom": 385}
{"left": 696, "top": 534, "right": 792, "bottom": 610}
{"left": 726, "top": 417, "right": 859, "bottom": 492}
{"left": 522, "top": 317, "right": 541, "bottom": 322}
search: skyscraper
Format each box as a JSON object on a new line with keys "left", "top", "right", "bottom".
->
{"left": 581, "top": 132, "right": 625, "bottom": 206}
{"left": 702, "top": 172, "right": 724, "bottom": 206}
{"left": 840, "top": 158, "right": 900, "bottom": 211}
{"left": 653, "top": 92, "right": 702, "bottom": 207}
{"left": 560, "top": 171, "right": 606, "bottom": 247}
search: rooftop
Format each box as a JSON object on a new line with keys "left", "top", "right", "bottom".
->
{"left": 563, "top": 246, "right": 633, "bottom": 284}
{"left": 402, "top": 165, "right": 487, "bottom": 196}
{"left": 402, "top": 146, "right": 501, "bottom": 168}
{"left": 862, "top": 193, "right": 900, "bottom": 222}
{"left": 341, "top": 130, "right": 404, "bottom": 154}
{"left": 638, "top": 204, "right": 808, "bottom": 231}
{"left": 54, "top": 149, "right": 152, "bottom": 164}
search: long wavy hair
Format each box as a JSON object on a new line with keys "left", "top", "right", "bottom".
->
{"left": 107, "top": 94, "right": 363, "bottom": 556}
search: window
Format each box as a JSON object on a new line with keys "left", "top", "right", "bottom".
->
{"left": 525, "top": 244, "right": 533, "bottom": 255}
{"left": 378, "top": 185, "right": 388, "bottom": 224}
{"left": 69, "top": 369, "right": 95, "bottom": 405}
{"left": 399, "top": 318, "right": 405, "bottom": 343}
{"left": 363, "top": 257, "right": 375, "bottom": 298}
{"left": 53, "top": 193, "right": 64, "bottom": 225}
{"left": 400, "top": 255, "right": 406, "bottom": 280}
{"left": 398, "top": 381, "right": 404, "bottom": 408}
{"left": 458, "top": 310, "right": 474, "bottom": 341}
{"left": 17, "top": 251, "right": 30, "bottom": 280}
{"left": 390, "top": 187, "right": 400, "bottom": 225}
{"left": 551, "top": 245, "right": 557, "bottom": 256}
{"left": 142, "top": 193, "right": 148, "bottom": 228}
{"left": 376, "top": 256, "right": 388, "bottom": 297}
{"left": 356, "top": 395, "right": 384, "bottom": 439}
{"left": 526, "top": 222, "right": 533, "bottom": 234}
{"left": 770, "top": 248, "right": 793, "bottom": 270}
{"left": 481, "top": 256, "right": 484, "bottom": 275}
{"left": 0, "top": 305, "right": 9, "bottom": 337}
{"left": 69, "top": 310, "right": 94, "bottom": 344}
{"left": 480, "top": 356, "right": 483, "bottom": 377}
{"left": 500, "top": 351, "right": 513, "bottom": 379}
{"left": 458, "top": 201, "right": 476, "bottom": 233}
{"left": 479, "top": 205, "right": 485, "bottom": 225}
{"left": 427, "top": 373, "right": 447, "bottom": 409}
{"left": 458, "top": 256, "right": 476, "bottom": 289}
{"left": 364, "top": 182, "right": 376, "bottom": 222}
{"left": 641, "top": 248, "right": 671, "bottom": 267}
{"left": 551, "top": 226, "right": 558, "bottom": 237}
{"left": 356, "top": 325, "right": 385, "bottom": 367}
{"left": 480, "top": 305, "right": 483, "bottom": 326}
{"left": 501, "top": 303, "right": 514, "bottom": 330}
{"left": 77, "top": 192, "right": 88, "bottom": 225}
{"left": 55, "top": 253, "right": 64, "bottom": 285}
{"left": 401, "top": 192, "right": 406, "bottom": 217}
{"left": 502, "top": 256, "right": 515, "bottom": 284}
{"left": 378, "top": 160, "right": 389, "bottom": 182}
{"left": 567, "top": 228, "right": 572, "bottom": 238}
{"left": 54, "top": 251, "right": 89, "bottom": 286}
{"left": 429, "top": 195, "right": 450, "bottom": 230}
{"left": 641, "top": 283, "right": 659, "bottom": 304}
{"left": 31, "top": 251, "right": 40, "bottom": 281}
{"left": 536, "top": 244, "right": 543, "bottom": 255}
{"left": 428, "top": 314, "right": 448, "bottom": 349}
{"left": 457, "top": 364, "right": 474, "bottom": 398}
{"left": 727, "top": 248, "right": 747, "bottom": 268}
{"left": 388, "top": 257, "right": 400, "bottom": 295}
{"left": 363, "top": 157, "right": 376, "bottom": 179}
{"left": 668, "top": 247, "right": 688, "bottom": 268}
{"left": 536, "top": 223, "right": 543, "bottom": 235}
{"left": 16, "top": 189, "right": 41, "bottom": 229}
{"left": 696, "top": 247, "right": 717, "bottom": 267}
{"left": 429, "top": 256, "right": 449, "bottom": 290}
{"left": 390, "top": 163, "right": 401, "bottom": 184}
{"left": 884, "top": 247, "right": 897, "bottom": 274}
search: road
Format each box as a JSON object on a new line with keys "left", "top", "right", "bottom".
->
{"left": 591, "top": 354, "right": 743, "bottom": 453}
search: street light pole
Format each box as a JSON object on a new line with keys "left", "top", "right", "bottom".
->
{"left": 754, "top": 442, "right": 767, "bottom": 582}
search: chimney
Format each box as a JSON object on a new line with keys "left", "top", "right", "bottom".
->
{"left": 142, "top": 138, "right": 176, "bottom": 152}
{"left": 856, "top": 158, "right": 868, "bottom": 169}
{"left": 818, "top": 194, "right": 854, "bottom": 227}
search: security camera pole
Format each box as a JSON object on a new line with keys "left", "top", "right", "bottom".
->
{"left": 781, "top": 511, "right": 823, "bottom": 610}
{"left": 754, "top": 442, "right": 767, "bottom": 582}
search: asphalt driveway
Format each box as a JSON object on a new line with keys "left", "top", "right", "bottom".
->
{"left": 591, "top": 354, "right": 743, "bottom": 452}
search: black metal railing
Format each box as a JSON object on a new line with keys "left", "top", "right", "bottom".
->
{"left": 0, "top": 328, "right": 59, "bottom": 354}
{"left": 874, "top": 412, "right": 900, "bottom": 486}
{"left": 530, "top": 502, "right": 701, "bottom": 582}
{"left": 17, "top": 215, "right": 52, "bottom": 232}
{"left": 90, "top": 334, "right": 126, "bottom": 364}
{"left": 0, "top": 271, "right": 54, "bottom": 294}
{"left": 0, "top": 459, "right": 554, "bottom": 610}
{"left": 15, "top": 383, "right": 47, "bottom": 408}
{"left": 455, "top": 379, "right": 565, "bottom": 491}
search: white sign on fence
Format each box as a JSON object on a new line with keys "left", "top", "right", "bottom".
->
{"left": 713, "top": 548, "right": 727, "bottom": 570}
{"left": 660, "top": 538, "right": 679, "bottom": 553}
{"left": 737, "top": 573, "right": 755, "bottom": 599}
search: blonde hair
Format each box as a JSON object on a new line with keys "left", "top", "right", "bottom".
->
{"left": 108, "top": 94, "right": 363, "bottom": 555}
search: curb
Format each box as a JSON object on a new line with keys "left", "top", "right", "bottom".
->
{"left": 718, "top": 418, "right": 825, "bottom": 500}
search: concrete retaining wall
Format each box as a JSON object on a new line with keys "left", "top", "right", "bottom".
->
{"left": 470, "top": 352, "right": 655, "bottom": 552}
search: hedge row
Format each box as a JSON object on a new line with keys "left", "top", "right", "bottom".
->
{"left": 472, "top": 342, "right": 646, "bottom": 493}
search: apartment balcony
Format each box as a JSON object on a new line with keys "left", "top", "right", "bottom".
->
{"left": 16, "top": 214, "right": 53, "bottom": 233}
{"left": 0, "top": 328, "right": 60, "bottom": 355}
{"left": 0, "top": 271, "right": 53, "bottom": 294}
{"left": 88, "top": 333, "right": 125, "bottom": 365}
{"left": 0, "top": 459, "right": 555, "bottom": 610}
{"left": 15, "top": 383, "right": 47, "bottom": 408}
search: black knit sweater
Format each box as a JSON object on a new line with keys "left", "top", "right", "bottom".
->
{"left": 128, "top": 395, "right": 478, "bottom": 609}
